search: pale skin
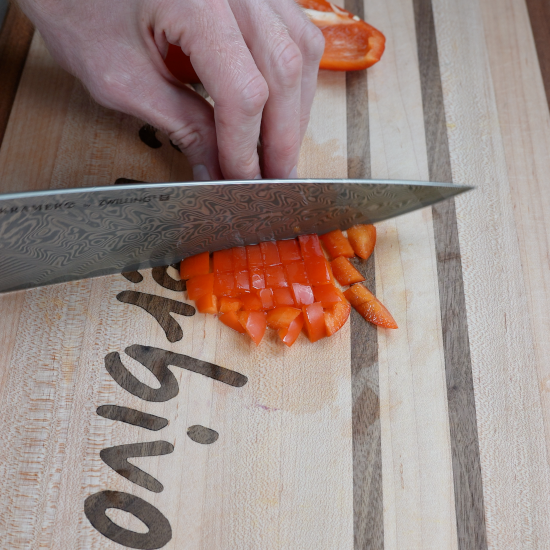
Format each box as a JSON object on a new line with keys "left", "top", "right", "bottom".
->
{"left": 16, "top": 0, "right": 325, "bottom": 181}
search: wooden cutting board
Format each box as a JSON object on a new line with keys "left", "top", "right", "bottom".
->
{"left": 1, "top": 0, "right": 550, "bottom": 548}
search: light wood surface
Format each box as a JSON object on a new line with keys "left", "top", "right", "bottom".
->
{"left": 2, "top": 0, "right": 550, "bottom": 548}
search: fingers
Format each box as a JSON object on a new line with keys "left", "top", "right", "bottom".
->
{"left": 230, "top": 0, "right": 324, "bottom": 178}
{"left": 167, "top": 1, "right": 268, "bottom": 180}
{"left": 87, "top": 59, "right": 223, "bottom": 181}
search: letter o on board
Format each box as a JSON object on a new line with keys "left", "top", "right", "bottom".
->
{"left": 84, "top": 491, "right": 172, "bottom": 549}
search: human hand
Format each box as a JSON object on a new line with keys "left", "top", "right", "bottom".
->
{"left": 18, "top": 0, "right": 325, "bottom": 180}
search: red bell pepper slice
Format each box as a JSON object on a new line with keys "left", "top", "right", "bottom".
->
{"left": 320, "top": 229, "right": 355, "bottom": 259}
{"left": 302, "top": 302, "right": 326, "bottom": 342}
{"left": 232, "top": 246, "right": 248, "bottom": 271}
{"left": 344, "top": 283, "right": 398, "bottom": 329}
{"left": 260, "top": 241, "right": 282, "bottom": 266}
{"left": 264, "top": 265, "right": 288, "bottom": 288}
{"left": 235, "top": 270, "right": 251, "bottom": 292}
{"left": 238, "top": 311, "right": 267, "bottom": 345}
{"left": 312, "top": 284, "right": 344, "bottom": 308}
{"left": 297, "top": 0, "right": 385, "bottom": 71}
{"left": 246, "top": 245, "right": 263, "bottom": 268}
{"left": 219, "top": 297, "right": 243, "bottom": 314}
{"left": 273, "top": 288, "right": 296, "bottom": 307}
{"left": 347, "top": 224, "right": 376, "bottom": 260}
{"left": 249, "top": 267, "right": 266, "bottom": 290}
{"left": 187, "top": 273, "right": 214, "bottom": 301}
{"left": 266, "top": 307, "right": 302, "bottom": 330}
{"left": 214, "top": 272, "right": 236, "bottom": 297}
{"left": 324, "top": 301, "right": 351, "bottom": 336}
{"left": 278, "top": 313, "right": 304, "bottom": 347}
{"left": 180, "top": 251, "right": 210, "bottom": 280}
{"left": 196, "top": 293, "right": 218, "bottom": 315}
{"left": 240, "top": 292, "right": 264, "bottom": 311}
{"left": 330, "top": 256, "right": 365, "bottom": 286}
{"left": 277, "top": 239, "right": 302, "bottom": 264}
{"left": 298, "top": 234, "right": 324, "bottom": 259}
{"left": 258, "top": 288, "right": 275, "bottom": 310}
{"left": 219, "top": 311, "right": 246, "bottom": 334}
{"left": 304, "top": 256, "right": 332, "bottom": 286}
{"left": 213, "top": 249, "right": 233, "bottom": 273}
{"left": 291, "top": 283, "right": 315, "bottom": 307}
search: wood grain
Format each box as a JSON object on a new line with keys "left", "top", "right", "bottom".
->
{"left": 432, "top": 0, "right": 550, "bottom": 546}
{"left": 525, "top": 0, "right": 550, "bottom": 107}
{"left": 413, "top": 0, "right": 488, "bottom": 547}
{"left": 0, "top": 3, "right": 34, "bottom": 147}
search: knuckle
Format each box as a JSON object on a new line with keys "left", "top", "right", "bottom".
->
{"left": 219, "top": 147, "right": 259, "bottom": 179}
{"left": 271, "top": 39, "right": 303, "bottom": 87}
{"left": 235, "top": 73, "right": 269, "bottom": 117}
{"left": 297, "top": 22, "right": 325, "bottom": 63}
{"left": 169, "top": 123, "right": 209, "bottom": 153}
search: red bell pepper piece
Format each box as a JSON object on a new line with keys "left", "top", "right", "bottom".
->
{"left": 219, "top": 297, "right": 243, "bottom": 314}
{"left": 213, "top": 249, "right": 233, "bottom": 273}
{"left": 187, "top": 273, "right": 214, "bottom": 301}
{"left": 258, "top": 288, "right": 275, "bottom": 310}
{"left": 302, "top": 302, "right": 326, "bottom": 342}
{"left": 324, "top": 301, "right": 351, "bottom": 336}
{"left": 297, "top": 0, "right": 385, "bottom": 71}
{"left": 232, "top": 246, "right": 248, "bottom": 271}
{"left": 291, "top": 283, "right": 315, "bottom": 306}
{"left": 240, "top": 292, "right": 264, "bottom": 311}
{"left": 330, "top": 256, "right": 365, "bottom": 286}
{"left": 273, "top": 288, "right": 296, "bottom": 307}
{"left": 196, "top": 293, "right": 218, "bottom": 315}
{"left": 246, "top": 245, "right": 263, "bottom": 268}
{"left": 266, "top": 307, "right": 302, "bottom": 330}
{"left": 249, "top": 267, "right": 266, "bottom": 290}
{"left": 344, "top": 284, "right": 397, "bottom": 329}
{"left": 259, "top": 241, "right": 281, "bottom": 266}
{"left": 347, "top": 224, "right": 376, "bottom": 260}
{"left": 278, "top": 313, "right": 304, "bottom": 347}
{"left": 320, "top": 229, "right": 355, "bottom": 259}
{"left": 180, "top": 251, "right": 210, "bottom": 280}
{"left": 219, "top": 311, "right": 246, "bottom": 334}
{"left": 285, "top": 261, "right": 310, "bottom": 285}
{"left": 304, "top": 256, "right": 332, "bottom": 286}
{"left": 235, "top": 270, "right": 251, "bottom": 292}
{"left": 277, "top": 239, "right": 302, "bottom": 264}
{"left": 238, "top": 311, "right": 267, "bottom": 345}
{"left": 312, "top": 284, "right": 344, "bottom": 308}
{"left": 264, "top": 265, "right": 288, "bottom": 288}
{"left": 298, "top": 234, "right": 324, "bottom": 259}
{"left": 214, "top": 272, "right": 236, "bottom": 297}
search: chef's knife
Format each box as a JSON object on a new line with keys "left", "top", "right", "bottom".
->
{"left": 0, "top": 179, "right": 471, "bottom": 293}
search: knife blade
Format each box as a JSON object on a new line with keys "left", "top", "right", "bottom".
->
{"left": 0, "top": 178, "right": 471, "bottom": 293}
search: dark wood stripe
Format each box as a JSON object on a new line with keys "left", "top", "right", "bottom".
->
{"left": 413, "top": 0, "right": 488, "bottom": 548}
{"left": 345, "top": 2, "right": 382, "bottom": 548}
{"left": 0, "top": 3, "right": 34, "bottom": 148}
{"left": 525, "top": 0, "right": 550, "bottom": 108}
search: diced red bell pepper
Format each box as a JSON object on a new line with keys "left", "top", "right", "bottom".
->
{"left": 304, "top": 256, "right": 332, "bottom": 285}
{"left": 232, "top": 246, "right": 248, "bottom": 271}
{"left": 297, "top": 0, "right": 385, "bottom": 71}
{"left": 298, "top": 234, "right": 324, "bottom": 259}
{"left": 313, "top": 284, "right": 344, "bottom": 308}
{"left": 187, "top": 273, "right": 214, "bottom": 300}
{"left": 246, "top": 245, "right": 263, "bottom": 268}
{"left": 180, "top": 251, "right": 210, "bottom": 280}
{"left": 249, "top": 267, "right": 266, "bottom": 290}
{"left": 273, "top": 288, "right": 296, "bottom": 307}
{"left": 291, "top": 283, "right": 315, "bottom": 306}
{"left": 330, "top": 256, "right": 365, "bottom": 286}
{"left": 259, "top": 241, "right": 281, "bottom": 266}
{"left": 324, "top": 301, "right": 351, "bottom": 336}
{"left": 277, "top": 239, "right": 302, "bottom": 264}
{"left": 214, "top": 272, "right": 236, "bottom": 297}
{"left": 285, "top": 261, "right": 310, "bottom": 285}
{"left": 320, "top": 229, "right": 355, "bottom": 259}
{"left": 240, "top": 292, "right": 264, "bottom": 311}
{"left": 344, "top": 283, "right": 398, "bottom": 329}
{"left": 266, "top": 307, "right": 302, "bottom": 330}
{"left": 258, "top": 288, "right": 275, "bottom": 310}
{"left": 235, "top": 271, "right": 251, "bottom": 292}
{"left": 347, "top": 224, "right": 376, "bottom": 260}
{"left": 264, "top": 265, "right": 288, "bottom": 288}
{"left": 302, "top": 302, "right": 326, "bottom": 342}
{"left": 238, "top": 311, "right": 267, "bottom": 345}
{"left": 219, "top": 296, "right": 242, "bottom": 313}
{"left": 219, "top": 311, "right": 246, "bottom": 334}
{"left": 196, "top": 293, "right": 218, "bottom": 315}
{"left": 213, "top": 249, "right": 233, "bottom": 273}
{"left": 278, "top": 313, "right": 304, "bottom": 347}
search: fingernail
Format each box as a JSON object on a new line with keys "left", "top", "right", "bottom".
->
{"left": 288, "top": 166, "right": 298, "bottom": 179}
{"left": 254, "top": 174, "right": 262, "bottom": 179}
{"left": 193, "top": 164, "right": 211, "bottom": 181}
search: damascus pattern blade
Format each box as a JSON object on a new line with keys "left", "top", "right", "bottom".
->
{"left": 0, "top": 179, "right": 471, "bottom": 292}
